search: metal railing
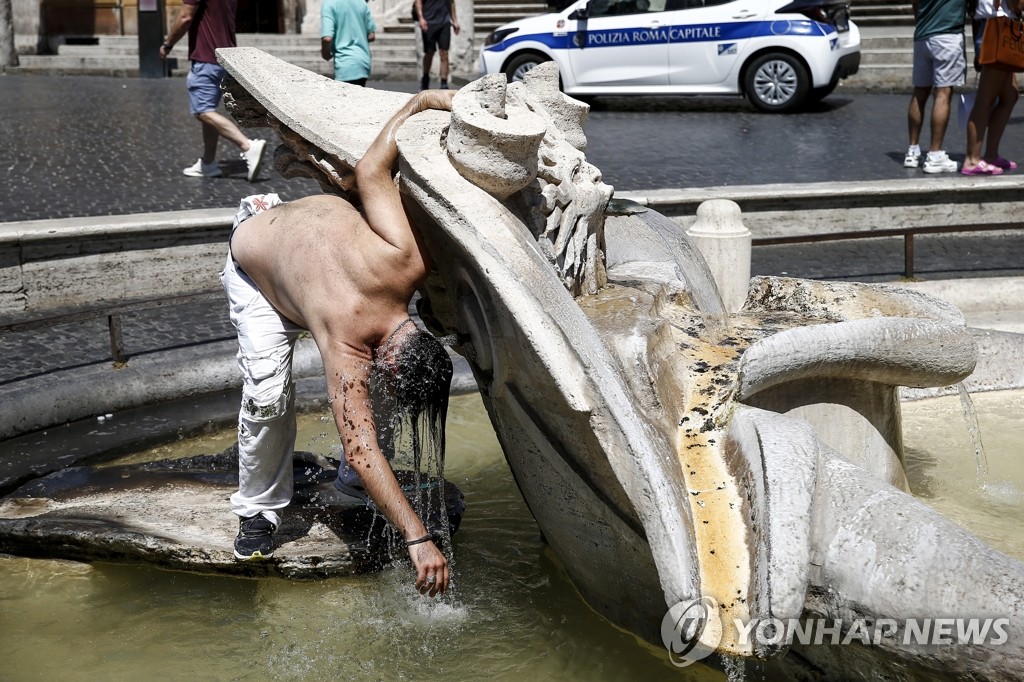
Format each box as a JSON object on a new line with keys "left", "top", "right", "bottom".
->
{"left": 751, "top": 221, "right": 1023, "bottom": 279}
{"left": 1, "top": 220, "right": 1020, "bottom": 371}
{"left": 0, "top": 290, "right": 225, "bottom": 366}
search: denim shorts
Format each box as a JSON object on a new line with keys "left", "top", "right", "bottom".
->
{"left": 187, "top": 61, "right": 227, "bottom": 115}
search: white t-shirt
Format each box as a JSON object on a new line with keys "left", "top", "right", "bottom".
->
{"left": 976, "top": 0, "right": 1017, "bottom": 19}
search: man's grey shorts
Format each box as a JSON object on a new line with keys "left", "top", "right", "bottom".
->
{"left": 912, "top": 33, "right": 967, "bottom": 88}
{"left": 187, "top": 61, "right": 227, "bottom": 115}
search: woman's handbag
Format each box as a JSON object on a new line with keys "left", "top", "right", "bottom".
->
{"left": 979, "top": 15, "right": 1024, "bottom": 72}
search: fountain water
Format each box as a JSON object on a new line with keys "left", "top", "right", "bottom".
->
{"left": 955, "top": 382, "right": 990, "bottom": 478}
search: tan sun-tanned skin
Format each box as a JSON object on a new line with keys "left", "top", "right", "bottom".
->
{"left": 230, "top": 89, "right": 457, "bottom": 596}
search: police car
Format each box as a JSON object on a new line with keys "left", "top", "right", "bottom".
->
{"left": 479, "top": 0, "right": 860, "bottom": 112}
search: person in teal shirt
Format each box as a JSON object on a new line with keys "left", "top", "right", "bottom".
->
{"left": 321, "top": 0, "right": 378, "bottom": 86}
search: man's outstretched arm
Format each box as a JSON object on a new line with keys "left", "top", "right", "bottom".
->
{"left": 353, "top": 90, "right": 456, "bottom": 254}
{"left": 324, "top": 349, "right": 449, "bottom": 597}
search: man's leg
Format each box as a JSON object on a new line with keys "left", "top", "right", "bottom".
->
{"left": 421, "top": 51, "right": 435, "bottom": 90}
{"left": 928, "top": 85, "right": 952, "bottom": 153}
{"left": 186, "top": 62, "right": 266, "bottom": 181}
{"left": 905, "top": 38, "right": 933, "bottom": 168}
{"left": 437, "top": 25, "right": 452, "bottom": 88}
{"left": 439, "top": 49, "right": 450, "bottom": 86}
{"left": 221, "top": 197, "right": 301, "bottom": 559}
{"left": 196, "top": 110, "right": 251, "bottom": 162}
{"left": 921, "top": 33, "right": 965, "bottom": 174}
{"left": 225, "top": 268, "right": 302, "bottom": 519}
{"left": 907, "top": 86, "right": 930, "bottom": 147}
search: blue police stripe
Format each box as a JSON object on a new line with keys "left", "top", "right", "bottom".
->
{"left": 484, "top": 20, "right": 831, "bottom": 53}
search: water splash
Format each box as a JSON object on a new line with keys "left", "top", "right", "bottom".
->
{"left": 721, "top": 653, "right": 746, "bottom": 682}
{"left": 956, "top": 383, "right": 990, "bottom": 479}
{"left": 636, "top": 208, "right": 730, "bottom": 340}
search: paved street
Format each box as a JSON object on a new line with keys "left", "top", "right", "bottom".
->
{"left": 2, "top": 73, "right": 1023, "bottom": 388}
{"left": 4, "top": 74, "right": 1024, "bottom": 222}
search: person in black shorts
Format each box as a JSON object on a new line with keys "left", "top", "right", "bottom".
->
{"left": 415, "top": 0, "right": 460, "bottom": 90}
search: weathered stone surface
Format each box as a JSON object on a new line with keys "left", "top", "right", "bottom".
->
{"left": 0, "top": 449, "right": 463, "bottom": 579}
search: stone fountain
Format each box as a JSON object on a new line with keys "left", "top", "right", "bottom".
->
{"left": 2, "top": 49, "right": 1022, "bottom": 679}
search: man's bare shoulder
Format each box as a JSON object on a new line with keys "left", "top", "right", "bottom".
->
{"left": 279, "top": 194, "right": 362, "bottom": 220}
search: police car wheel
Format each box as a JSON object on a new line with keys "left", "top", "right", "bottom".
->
{"left": 743, "top": 53, "right": 809, "bottom": 114}
{"left": 504, "top": 53, "right": 549, "bottom": 83}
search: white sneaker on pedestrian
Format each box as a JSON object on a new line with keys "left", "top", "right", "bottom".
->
{"left": 903, "top": 147, "right": 921, "bottom": 168}
{"left": 923, "top": 151, "right": 958, "bottom": 174}
{"left": 183, "top": 158, "right": 221, "bottom": 178}
{"left": 243, "top": 139, "right": 266, "bottom": 182}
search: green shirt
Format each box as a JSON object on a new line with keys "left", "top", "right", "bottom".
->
{"left": 914, "top": 0, "right": 967, "bottom": 40}
{"left": 321, "top": 0, "right": 377, "bottom": 82}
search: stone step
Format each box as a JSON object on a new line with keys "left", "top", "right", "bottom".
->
{"left": 474, "top": 2, "right": 549, "bottom": 13}
{"left": 475, "top": 11, "right": 545, "bottom": 24}
{"left": 855, "top": 16, "right": 915, "bottom": 26}
{"left": 853, "top": 4, "right": 913, "bottom": 16}
{"left": 859, "top": 48, "right": 912, "bottom": 65}
{"left": 850, "top": 0, "right": 913, "bottom": 26}
{"left": 16, "top": 51, "right": 421, "bottom": 78}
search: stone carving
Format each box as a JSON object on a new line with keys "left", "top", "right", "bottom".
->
{"left": 207, "top": 48, "right": 1024, "bottom": 680}
{"left": 444, "top": 69, "right": 610, "bottom": 296}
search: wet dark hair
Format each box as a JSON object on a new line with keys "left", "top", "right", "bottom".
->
{"left": 377, "top": 326, "right": 454, "bottom": 417}
{"left": 371, "top": 322, "right": 454, "bottom": 543}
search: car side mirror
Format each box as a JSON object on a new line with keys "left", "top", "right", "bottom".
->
{"left": 568, "top": 3, "right": 589, "bottom": 19}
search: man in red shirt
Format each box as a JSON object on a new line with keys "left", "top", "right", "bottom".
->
{"left": 160, "top": 0, "right": 267, "bottom": 181}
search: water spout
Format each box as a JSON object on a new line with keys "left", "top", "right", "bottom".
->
{"left": 956, "top": 382, "right": 990, "bottom": 478}
{"left": 636, "top": 208, "right": 730, "bottom": 340}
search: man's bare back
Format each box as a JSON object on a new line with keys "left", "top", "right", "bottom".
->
{"left": 231, "top": 194, "right": 425, "bottom": 360}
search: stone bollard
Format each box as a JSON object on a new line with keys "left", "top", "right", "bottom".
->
{"left": 686, "top": 199, "right": 752, "bottom": 314}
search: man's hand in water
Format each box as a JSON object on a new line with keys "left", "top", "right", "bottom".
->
{"left": 411, "top": 540, "right": 449, "bottom": 597}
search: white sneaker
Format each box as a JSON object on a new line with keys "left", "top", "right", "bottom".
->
{"left": 243, "top": 139, "right": 266, "bottom": 182}
{"left": 903, "top": 147, "right": 921, "bottom": 168}
{"left": 183, "top": 158, "right": 221, "bottom": 178}
{"left": 923, "top": 151, "right": 958, "bottom": 174}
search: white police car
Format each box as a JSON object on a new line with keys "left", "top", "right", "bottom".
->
{"left": 480, "top": 0, "right": 860, "bottom": 112}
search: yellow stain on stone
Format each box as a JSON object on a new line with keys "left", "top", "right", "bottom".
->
{"left": 672, "top": 330, "right": 753, "bottom": 656}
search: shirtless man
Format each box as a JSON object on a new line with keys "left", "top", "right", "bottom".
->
{"left": 220, "top": 89, "right": 456, "bottom": 597}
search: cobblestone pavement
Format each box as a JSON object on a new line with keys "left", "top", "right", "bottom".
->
{"left": 4, "top": 74, "right": 1024, "bottom": 221}
{"left": 2, "top": 73, "right": 1024, "bottom": 387}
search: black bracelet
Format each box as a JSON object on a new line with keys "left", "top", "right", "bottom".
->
{"left": 162, "top": 42, "right": 172, "bottom": 51}
{"left": 405, "top": 534, "right": 432, "bottom": 547}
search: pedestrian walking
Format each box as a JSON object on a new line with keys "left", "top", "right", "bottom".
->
{"left": 962, "top": 0, "right": 1020, "bottom": 176}
{"left": 415, "top": 0, "right": 460, "bottom": 90}
{"left": 321, "top": 0, "right": 378, "bottom": 86}
{"left": 160, "top": 0, "right": 267, "bottom": 181}
{"left": 903, "top": 0, "right": 968, "bottom": 174}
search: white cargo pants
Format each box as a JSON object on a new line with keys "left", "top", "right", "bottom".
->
{"left": 221, "top": 194, "right": 300, "bottom": 527}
